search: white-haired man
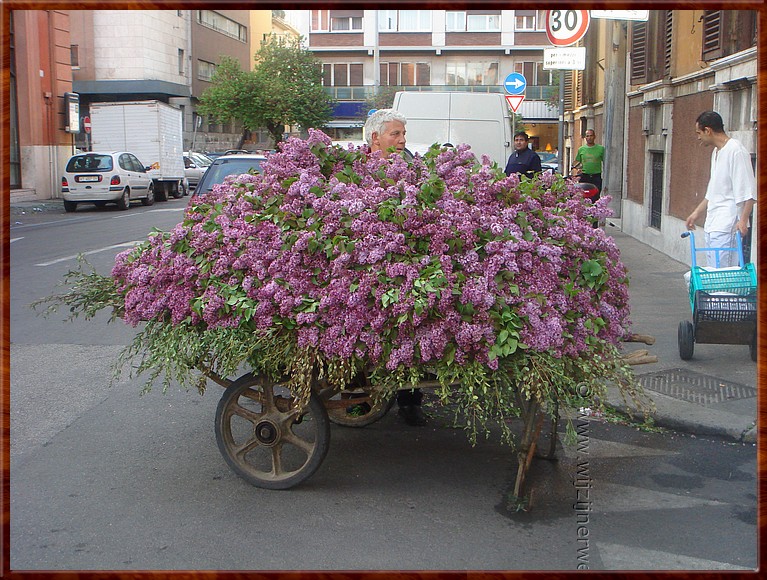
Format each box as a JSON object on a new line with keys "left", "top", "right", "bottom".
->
{"left": 360, "top": 109, "right": 425, "bottom": 426}
{"left": 364, "top": 109, "right": 412, "bottom": 161}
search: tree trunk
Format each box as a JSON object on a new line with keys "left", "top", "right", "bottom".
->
{"left": 266, "top": 121, "right": 283, "bottom": 147}
{"left": 236, "top": 129, "right": 251, "bottom": 150}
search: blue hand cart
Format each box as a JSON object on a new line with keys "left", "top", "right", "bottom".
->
{"left": 678, "top": 231, "right": 757, "bottom": 361}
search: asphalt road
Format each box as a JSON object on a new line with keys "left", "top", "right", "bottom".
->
{"left": 8, "top": 198, "right": 757, "bottom": 571}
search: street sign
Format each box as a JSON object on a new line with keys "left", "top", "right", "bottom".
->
{"left": 503, "top": 72, "right": 527, "bottom": 95}
{"left": 591, "top": 10, "right": 649, "bottom": 21}
{"left": 505, "top": 95, "right": 525, "bottom": 113}
{"left": 543, "top": 47, "right": 586, "bottom": 70}
{"left": 83, "top": 116, "right": 91, "bottom": 134}
{"left": 545, "top": 10, "right": 590, "bottom": 47}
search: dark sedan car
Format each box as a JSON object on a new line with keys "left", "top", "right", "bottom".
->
{"left": 191, "top": 153, "right": 267, "bottom": 197}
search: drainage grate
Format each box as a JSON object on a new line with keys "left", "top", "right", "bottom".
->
{"left": 636, "top": 368, "right": 757, "bottom": 406}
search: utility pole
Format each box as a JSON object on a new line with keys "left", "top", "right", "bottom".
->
{"left": 602, "top": 20, "right": 627, "bottom": 218}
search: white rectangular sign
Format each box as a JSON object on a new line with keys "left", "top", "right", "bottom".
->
{"left": 543, "top": 47, "right": 586, "bottom": 70}
{"left": 590, "top": 10, "right": 649, "bottom": 21}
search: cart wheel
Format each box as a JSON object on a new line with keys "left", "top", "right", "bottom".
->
{"left": 325, "top": 388, "right": 395, "bottom": 427}
{"left": 750, "top": 332, "right": 757, "bottom": 362}
{"left": 215, "top": 372, "right": 330, "bottom": 490}
{"left": 678, "top": 320, "right": 695, "bottom": 360}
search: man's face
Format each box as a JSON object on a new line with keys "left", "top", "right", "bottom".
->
{"left": 371, "top": 120, "right": 406, "bottom": 153}
{"left": 585, "top": 131, "right": 596, "bottom": 146}
{"left": 513, "top": 135, "right": 528, "bottom": 151}
{"left": 695, "top": 123, "right": 713, "bottom": 147}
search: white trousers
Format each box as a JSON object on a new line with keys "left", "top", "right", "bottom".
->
{"left": 705, "top": 230, "right": 738, "bottom": 267}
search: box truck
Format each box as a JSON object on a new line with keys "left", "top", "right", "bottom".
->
{"left": 391, "top": 91, "right": 513, "bottom": 166}
{"left": 89, "top": 100, "right": 186, "bottom": 200}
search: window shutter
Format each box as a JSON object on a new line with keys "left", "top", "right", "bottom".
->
{"left": 630, "top": 21, "right": 648, "bottom": 83}
{"left": 349, "top": 64, "right": 363, "bottom": 85}
{"left": 701, "top": 10, "right": 723, "bottom": 61}
{"left": 664, "top": 11, "right": 673, "bottom": 77}
{"left": 563, "top": 73, "right": 573, "bottom": 110}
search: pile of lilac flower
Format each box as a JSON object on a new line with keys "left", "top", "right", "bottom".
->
{"left": 34, "top": 129, "right": 651, "bottom": 439}
{"left": 106, "top": 129, "right": 631, "bottom": 398}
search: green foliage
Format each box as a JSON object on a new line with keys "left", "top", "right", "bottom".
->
{"left": 363, "top": 85, "right": 401, "bottom": 113}
{"left": 197, "top": 35, "right": 333, "bottom": 145}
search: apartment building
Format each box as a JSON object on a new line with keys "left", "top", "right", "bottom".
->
{"left": 8, "top": 10, "right": 75, "bottom": 201}
{"left": 565, "top": 10, "right": 757, "bottom": 263}
{"left": 293, "top": 9, "right": 560, "bottom": 151}
{"left": 70, "top": 10, "right": 252, "bottom": 154}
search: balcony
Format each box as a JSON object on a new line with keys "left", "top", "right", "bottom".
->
{"left": 323, "top": 84, "right": 558, "bottom": 101}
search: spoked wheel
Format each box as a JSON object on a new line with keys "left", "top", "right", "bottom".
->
{"left": 215, "top": 372, "right": 330, "bottom": 489}
{"left": 324, "top": 386, "right": 395, "bottom": 427}
{"left": 678, "top": 320, "right": 695, "bottom": 360}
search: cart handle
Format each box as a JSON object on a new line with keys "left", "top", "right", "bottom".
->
{"left": 680, "top": 231, "right": 745, "bottom": 268}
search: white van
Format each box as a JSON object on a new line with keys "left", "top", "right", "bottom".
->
{"left": 391, "top": 91, "right": 513, "bottom": 165}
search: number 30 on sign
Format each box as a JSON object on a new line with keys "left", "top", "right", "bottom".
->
{"left": 545, "top": 10, "right": 590, "bottom": 47}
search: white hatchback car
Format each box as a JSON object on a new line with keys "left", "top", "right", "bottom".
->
{"left": 183, "top": 151, "right": 213, "bottom": 192}
{"left": 61, "top": 151, "right": 154, "bottom": 212}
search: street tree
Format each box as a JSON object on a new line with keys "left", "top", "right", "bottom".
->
{"left": 198, "top": 35, "right": 333, "bottom": 147}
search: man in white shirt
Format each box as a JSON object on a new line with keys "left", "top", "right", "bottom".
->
{"left": 685, "top": 111, "right": 756, "bottom": 267}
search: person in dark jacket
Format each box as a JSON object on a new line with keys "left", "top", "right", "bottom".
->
{"left": 504, "top": 132, "right": 542, "bottom": 178}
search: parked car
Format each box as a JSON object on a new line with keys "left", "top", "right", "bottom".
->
{"left": 183, "top": 151, "right": 213, "bottom": 192}
{"left": 61, "top": 151, "right": 154, "bottom": 212}
{"left": 191, "top": 153, "right": 267, "bottom": 197}
{"left": 539, "top": 152, "right": 559, "bottom": 172}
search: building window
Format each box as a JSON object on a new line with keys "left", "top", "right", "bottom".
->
{"left": 514, "top": 62, "right": 540, "bottom": 84}
{"left": 379, "top": 10, "right": 431, "bottom": 32}
{"left": 70, "top": 44, "right": 79, "bottom": 68}
{"left": 467, "top": 14, "right": 500, "bottom": 32}
{"left": 198, "top": 59, "right": 216, "bottom": 82}
{"left": 446, "top": 62, "right": 498, "bottom": 86}
{"left": 322, "top": 63, "right": 364, "bottom": 86}
{"left": 178, "top": 49, "right": 185, "bottom": 75}
{"left": 446, "top": 12, "right": 500, "bottom": 32}
{"left": 312, "top": 10, "right": 330, "bottom": 32}
{"left": 197, "top": 10, "right": 247, "bottom": 42}
{"left": 446, "top": 12, "right": 466, "bottom": 32}
{"left": 380, "top": 62, "right": 430, "bottom": 86}
{"left": 331, "top": 16, "right": 362, "bottom": 31}
{"left": 515, "top": 10, "right": 536, "bottom": 31}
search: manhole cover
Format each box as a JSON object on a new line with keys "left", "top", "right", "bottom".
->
{"left": 636, "top": 368, "right": 756, "bottom": 406}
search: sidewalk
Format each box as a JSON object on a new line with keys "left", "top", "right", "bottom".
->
{"left": 605, "top": 223, "right": 757, "bottom": 443}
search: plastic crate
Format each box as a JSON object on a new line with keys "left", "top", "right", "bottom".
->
{"left": 694, "top": 291, "right": 757, "bottom": 323}
{"left": 689, "top": 263, "right": 756, "bottom": 294}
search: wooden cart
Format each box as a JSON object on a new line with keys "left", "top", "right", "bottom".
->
{"left": 205, "top": 370, "right": 558, "bottom": 501}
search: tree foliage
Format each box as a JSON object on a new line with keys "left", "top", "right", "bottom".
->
{"left": 197, "top": 35, "right": 333, "bottom": 146}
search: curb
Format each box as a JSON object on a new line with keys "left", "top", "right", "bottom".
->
{"left": 606, "top": 386, "right": 756, "bottom": 444}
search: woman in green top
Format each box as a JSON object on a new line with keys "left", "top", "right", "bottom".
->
{"left": 574, "top": 129, "right": 605, "bottom": 200}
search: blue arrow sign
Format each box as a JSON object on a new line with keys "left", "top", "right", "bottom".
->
{"left": 504, "top": 72, "right": 527, "bottom": 95}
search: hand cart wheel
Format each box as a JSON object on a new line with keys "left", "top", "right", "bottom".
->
{"left": 215, "top": 372, "right": 330, "bottom": 489}
{"left": 678, "top": 320, "right": 695, "bottom": 360}
{"left": 324, "top": 387, "right": 395, "bottom": 427}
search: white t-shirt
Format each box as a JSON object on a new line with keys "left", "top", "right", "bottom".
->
{"left": 704, "top": 138, "right": 757, "bottom": 233}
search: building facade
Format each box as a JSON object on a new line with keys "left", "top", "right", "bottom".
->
{"left": 71, "top": 9, "right": 252, "bottom": 155}
{"left": 563, "top": 10, "right": 758, "bottom": 265}
{"left": 8, "top": 10, "right": 75, "bottom": 202}
{"left": 294, "top": 9, "right": 560, "bottom": 150}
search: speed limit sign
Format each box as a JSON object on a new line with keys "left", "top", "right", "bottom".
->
{"left": 545, "top": 10, "right": 590, "bottom": 47}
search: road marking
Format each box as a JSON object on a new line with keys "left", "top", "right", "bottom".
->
{"left": 35, "top": 240, "right": 143, "bottom": 267}
{"left": 597, "top": 542, "right": 753, "bottom": 570}
{"left": 10, "top": 237, "right": 24, "bottom": 243}
{"left": 110, "top": 207, "right": 186, "bottom": 219}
